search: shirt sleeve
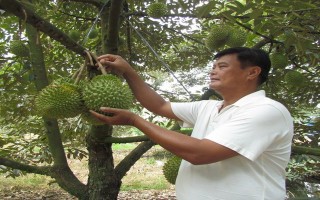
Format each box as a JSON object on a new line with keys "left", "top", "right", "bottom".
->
{"left": 171, "top": 101, "right": 215, "bottom": 128}
{"left": 205, "top": 104, "right": 292, "bottom": 161}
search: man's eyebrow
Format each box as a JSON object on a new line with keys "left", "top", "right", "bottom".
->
{"left": 213, "top": 61, "right": 229, "bottom": 66}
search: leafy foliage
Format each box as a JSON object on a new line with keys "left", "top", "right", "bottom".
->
{"left": 0, "top": 0, "right": 319, "bottom": 198}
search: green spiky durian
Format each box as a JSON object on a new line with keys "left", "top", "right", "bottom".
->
{"left": 205, "top": 25, "right": 231, "bottom": 50}
{"left": 162, "top": 155, "right": 182, "bottom": 185}
{"left": 88, "top": 29, "right": 99, "bottom": 39}
{"left": 284, "top": 70, "right": 305, "bottom": 87}
{"left": 147, "top": 2, "right": 168, "bottom": 18}
{"left": 82, "top": 74, "right": 133, "bottom": 112}
{"left": 35, "top": 78, "right": 83, "bottom": 118}
{"left": 9, "top": 40, "right": 30, "bottom": 57}
{"left": 225, "top": 28, "right": 247, "bottom": 47}
{"left": 69, "top": 30, "right": 81, "bottom": 41}
{"left": 270, "top": 53, "right": 288, "bottom": 69}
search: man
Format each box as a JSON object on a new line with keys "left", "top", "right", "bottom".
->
{"left": 90, "top": 47, "right": 294, "bottom": 200}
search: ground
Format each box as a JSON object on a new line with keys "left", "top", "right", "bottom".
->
{"left": 0, "top": 187, "right": 176, "bottom": 200}
{"left": 0, "top": 144, "right": 177, "bottom": 199}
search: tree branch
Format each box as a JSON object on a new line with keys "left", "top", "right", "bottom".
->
{"left": 106, "top": 0, "right": 124, "bottom": 54}
{"left": 61, "top": 0, "right": 103, "bottom": 8}
{"left": 0, "top": 157, "right": 51, "bottom": 175}
{"left": 292, "top": 145, "right": 320, "bottom": 156}
{"left": 0, "top": 156, "right": 88, "bottom": 198}
{"left": 114, "top": 140, "right": 155, "bottom": 180}
{"left": 114, "top": 122, "right": 181, "bottom": 180}
{"left": 104, "top": 136, "right": 150, "bottom": 143}
{"left": 0, "top": 0, "right": 87, "bottom": 56}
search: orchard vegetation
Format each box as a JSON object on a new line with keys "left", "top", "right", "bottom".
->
{"left": 0, "top": 0, "right": 319, "bottom": 199}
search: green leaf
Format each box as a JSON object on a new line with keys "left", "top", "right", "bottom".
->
{"left": 195, "top": 1, "right": 217, "bottom": 18}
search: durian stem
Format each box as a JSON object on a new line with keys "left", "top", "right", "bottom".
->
{"left": 89, "top": 52, "right": 108, "bottom": 75}
{"left": 71, "top": 69, "right": 79, "bottom": 80}
{"left": 74, "top": 61, "right": 86, "bottom": 84}
{"left": 84, "top": 50, "right": 94, "bottom": 66}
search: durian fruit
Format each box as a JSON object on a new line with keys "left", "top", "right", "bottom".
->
{"left": 284, "top": 70, "right": 305, "bottom": 87}
{"left": 225, "top": 27, "right": 247, "bottom": 47}
{"left": 34, "top": 78, "right": 83, "bottom": 118}
{"left": 9, "top": 40, "right": 30, "bottom": 57}
{"left": 147, "top": 2, "right": 168, "bottom": 18}
{"left": 270, "top": 53, "right": 288, "bottom": 69}
{"left": 162, "top": 155, "right": 182, "bottom": 185}
{"left": 88, "top": 29, "right": 99, "bottom": 39}
{"left": 205, "top": 25, "right": 231, "bottom": 51}
{"left": 82, "top": 74, "right": 133, "bottom": 112}
{"left": 69, "top": 30, "right": 81, "bottom": 41}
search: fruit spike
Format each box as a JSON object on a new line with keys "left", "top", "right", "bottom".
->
{"left": 9, "top": 40, "right": 30, "bottom": 57}
{"left": 205, "top": 25, "right": 232, "bottom": 50}
{"left": 82, "top": 74, "right": 134, "bottom": 112}
{"left": 162, "top": 155, "right": 182, "bottom": 185}
{"left": 147, "top": 2, "right": 168, "bottom": 18}
{"left": 34, "top": 78, "right": 83, "bottom": 118}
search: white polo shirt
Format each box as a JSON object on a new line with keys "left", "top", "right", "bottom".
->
{"left": 171, "top": 90, "right": 293, "bottom": 200}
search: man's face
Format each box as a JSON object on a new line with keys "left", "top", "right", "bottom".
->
{"left": 209, "top": 54, "right": 250, "bottom": 93}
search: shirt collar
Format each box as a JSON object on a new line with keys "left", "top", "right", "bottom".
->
{"left": 232, "top": 90, "right": 266, "bottom": 107}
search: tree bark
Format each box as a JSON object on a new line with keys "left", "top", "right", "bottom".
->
{"left": 86, "top": 125, "right": 120, "bottom": 200}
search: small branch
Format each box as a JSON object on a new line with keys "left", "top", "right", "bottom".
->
{"left": 114, "top": 140, "right": 155, "bottom": 180}
{"left": 114, "top": 122, "right": 181, "bottom": 180}
{"left": 252, "top": 38, "right": 273, "bottom": 49}
{"left": 89, "top": 52, "right": 107, "bottom": 75}
{"left": 124, "top": 7, "right": 320, "bottom": 20}
{"left": 58, "top": 0, "right": 103, "bottom": 8}
{"left": 0, "top": 157, "right": 51, "bottom": 175}
{"left": 74, "top": 61, "right": 86, "bottom": 84}
{"left": 104, "top": 136, "right": 150, "bottom": 143}
{"left": 292, "top": 145, "right": 320, "bottom": 156}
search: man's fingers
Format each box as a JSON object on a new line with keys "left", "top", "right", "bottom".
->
{"left": 100, "top": 107, "right": 119, "bottom": 113}
{"left": 89, "top": 110, "right": 105, "bottom": 119}
{"left": 97, "top": 54, "right": 117, "bottom": 62}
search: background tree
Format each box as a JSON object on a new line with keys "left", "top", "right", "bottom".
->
{"left": 0, "top": 0, "right": 319, "bottom": 199}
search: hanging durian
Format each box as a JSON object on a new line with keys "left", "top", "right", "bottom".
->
{"left": 81, "top": 74, "right": 134, "bottom": 111}
{"left": 225, "top": 27, "right": 247, "bottom": 47}
{"left": 205, "top": 25, "right": 232, "bottom": 50}
{"left": 34, "top": 78, "right": 83, "bottom": 118}
{"left": 9, "top": 40, "right": 30, "bottom": 57}
{"left": 162, "top": 155, "right": 182, "bottom": 185}
{"left": 147, "top": 2, "right": 168, "bottom": 18}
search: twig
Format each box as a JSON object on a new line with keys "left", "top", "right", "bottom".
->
{"left": 89, "top": 52, "right": 107, "bottom": 75}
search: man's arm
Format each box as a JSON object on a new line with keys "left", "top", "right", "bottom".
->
{"left": 90, "top": 107, "right": 239, "bottom": 165}
{"left": 98, "top": 54, "right": 178, "bottom": 120}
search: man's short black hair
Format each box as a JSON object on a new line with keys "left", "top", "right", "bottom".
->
{"left": 214, "top": 47, "right": 271, "bottom": 85}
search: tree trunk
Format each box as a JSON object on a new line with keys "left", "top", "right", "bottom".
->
{"left": 87, "top": 125, "right": 121, "bottom": 200}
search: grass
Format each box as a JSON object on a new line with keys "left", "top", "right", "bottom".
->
{"left": 0, "top": 143, "right": 173, "bottom": 194}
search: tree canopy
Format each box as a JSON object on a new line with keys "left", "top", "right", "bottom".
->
{"left": 0, "top": 0, "right": 319, "bottom": 199}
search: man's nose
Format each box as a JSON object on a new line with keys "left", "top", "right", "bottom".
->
{"left": 209, "top": 68, "right": 216, "bottom": 75}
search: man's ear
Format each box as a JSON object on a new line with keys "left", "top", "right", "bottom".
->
{"left": 247, "top": 66, "right": 261, "bottom": 80}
